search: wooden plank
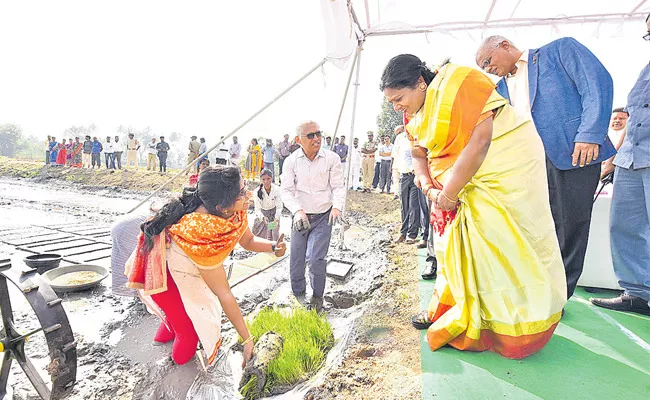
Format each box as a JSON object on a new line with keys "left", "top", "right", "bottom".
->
{"left": 33, "top": 239, "right": 96, "bottom": 253}
{"left": 81, "top": 249, "right": 113, "bottom": 263}
{"left": 61, "top": 243, "right": 112, "bottom": 257}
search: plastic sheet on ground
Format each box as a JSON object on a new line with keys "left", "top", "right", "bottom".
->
{"left": 185, "top": 348, "right": 241, "bottom": 400}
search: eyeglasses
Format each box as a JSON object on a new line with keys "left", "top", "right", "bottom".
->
{"left": 480, "top": 42, "right": 501, "bottom": 71}
{"left": 643, "top": 32, "right": 650, "bottom": 41}
{"left": 301, "top": 131, "right": 323, "bottom": 140}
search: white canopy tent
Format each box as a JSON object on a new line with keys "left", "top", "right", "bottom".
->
{"left": 132, "top": 0, "right": 650, "bottom": 222}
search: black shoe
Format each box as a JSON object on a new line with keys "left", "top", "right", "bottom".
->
{"left": 307, "top": 296, "right": 324, "bottom": 313}
{"left": 422, "top": 257, "right": 437, "bottom": 280}
{"left": 417, "top": 239, "right": 427, "bottom": 249}
{"left": 590, "top": 293, "right": 650, "bottom": 316}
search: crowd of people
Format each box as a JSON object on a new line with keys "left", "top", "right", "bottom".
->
{"left": 109, "top": 17, "right": 650, "bottom": 369}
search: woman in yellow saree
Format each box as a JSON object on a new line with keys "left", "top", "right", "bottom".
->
{"left": 381, "top": 54, "right": 566, "bottom": 359}
{"left": 245, "top": 138, "right": 263, "bottom": 180}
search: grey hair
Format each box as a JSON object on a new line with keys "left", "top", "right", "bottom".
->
{"left": 476, "top": 35, "right": 515, "bottom": 58}
{"left": 296, "top": 120, "right": 319, "bottom": 136}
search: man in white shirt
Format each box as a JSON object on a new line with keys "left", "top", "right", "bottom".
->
{"left": 104, "top": 136, "right": 115, "bottom": 169}
{"left": 281, "top": 120, "right": 345, "bottom": 310}
{"left": 377, "top": 135, "right": 393, "bottom": 194}
{"left": 229, "top": 136, "right": 241, "bottom": 167}
{"left": 349, "top": 138, "right": 362, "bottom": 190}
{"left": 113, "top": 135, "right": 124, "bottom": 169}
{"left": 146, "top": 138, "right": 157, "bottom": 171}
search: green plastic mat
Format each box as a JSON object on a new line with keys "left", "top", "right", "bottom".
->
{"left": 417, "top": 249, "right": 650, "bottom": 399}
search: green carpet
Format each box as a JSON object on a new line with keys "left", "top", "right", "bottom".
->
{"left": 417, "top": 249, "right": 650, "bottom": 400}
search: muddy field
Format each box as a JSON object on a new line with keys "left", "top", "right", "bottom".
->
{"left": 0, "top": 163, "right": 422, "bottom": 400}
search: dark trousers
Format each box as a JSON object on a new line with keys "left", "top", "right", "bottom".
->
{"left": 279, "top": 156, "right": 287, "bottom": 177}
{"left": 372, "top": 162, "right": 380, "bottom": 188}
{"left": 105, "top": 153, "right": 115, "bottom": 169}
{"left": 290, "top": 210, "right": 332, "bottom": 298}
{"left": 158, "top": 153, "right": 167, "bottom": 172}
{"left": 546, "top": 158, "right": 600, "bottom": 299}
{"left": 417, "top": 190, "right": 430, "bottom": 240}
{"left": 45, "top": 150, "right": 50, "bottom": 165}
{"left": 378, "top": 160, "right": 392, "bottom": 192}
{"left": 264, "top": 162, "right": 275, "bottom": 182}
{"left": 91, "top": 153, "right": 101, "bottom": 168}
{"left": 399, "top": 173, "right": 420, "bottom": 239}
{"left": 113, "top": 152, "right": 123, "bottom": 169}
{"left": 215, "top": 158, "right": 227, "bottom": 165}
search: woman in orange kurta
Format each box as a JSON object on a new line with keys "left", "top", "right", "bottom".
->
{"left": 125, "top": 166, "right": 286, "bottom": 365}
{"left": 381, "top": 55, "right": 566, "bottom": 359}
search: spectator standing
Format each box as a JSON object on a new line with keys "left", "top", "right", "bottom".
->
{"left": 334, "top": 135, "right": 349, "bottom": 170}
{"left": 187, "top": 135, "right": 200, "bottom": 173}
{"left": 277, "top": 134, "right": 291, "bottom": 176}
{"left": 262, "top": 139, "right": 277, "bottom": 181}
{"left": 281, "top": 121, "right": 345, "bottom": 311}
{"left": 601, "top": 108, "right": 629, "bottom": 179}
{"left": 590, "top": 15, "right": 650, "bottom": 316}
{"left": 378, "top": 135, "right": 393, "bottom": 193}
{"left": 125, "top": 133, "right": 140, "bottom": 169}
{"left": 245, "top": 139, "right": 262, "bottom": 180}
{"left": 71, "top": 137, "right": 83, "bottom": 168}
{"left": 82, "top": 135, "right": 93, "bottom": 168}
{"left": 104, "top": 136, "right": 115, "bottom": 169}
{"left": 372, "top": 140, "right": 381, "bottom": 190}
{"left": 289, "top": 138, "right": 301, "bottom": 153}
{"left": 45, "top": 136, "right": 52, "bottom": 165}
{"left": 477, "top": 35, "right": 615, "bottom": 299}
{"left": 91, "top": 137, "right": 102, "bottom": 168}
{"left": 392, "top": 125, "right": 420, "bottom": 243}
{"left": 228, "top": 136, "right": 241, "bottom": 166}
{"left": 113, "top": 136, "right": 124, "bottom": 169}
{"left": 216, "top": 136, "right": 229, "bottom": 165}
{"left": 146, "top": 138, "right": 158, "bottom": 171}
{"left": 156, "top": 136, "right": 170, "bottom": 173}
{"left": 349, "top": 138, "right": 362, "bottom": 190}
{"left": 253, "top": 169, "right": 283, "bottom": 241}
{"left": 361, "top": 131, "right": 377, "bottom": 192}
{"left": 49, "top": 137, "right": 59, "bottom": 165}
{"left": 323, "top": 136, "right": 332, "bottom": 151}
{"left": 197, "top": 137, "right": 208, "bottom": 170}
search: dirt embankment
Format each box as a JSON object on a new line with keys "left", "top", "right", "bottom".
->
{"left": 0, "top": 158, "right": 187, "bottom": 192}
{"left": 1, "top": 158, "right": 423, "bottom": 400}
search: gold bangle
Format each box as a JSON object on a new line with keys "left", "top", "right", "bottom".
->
{"left": 440, "top": 191, "right": 458, "bottom": 203}
{"left": 241, "top": 335, "right": 255, "bottom": 346}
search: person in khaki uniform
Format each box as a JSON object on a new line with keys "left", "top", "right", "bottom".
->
{"left": 126, "top": 133, "right": 140, "bottom": 168}
{"left": 187, "top": 135, "right": 201, "bottom": 173}
{"left": 361, "top": 131, "right": 377, "bottom": 192}
{"left": 146, "top": 137, "right": 158, "bottom": 171}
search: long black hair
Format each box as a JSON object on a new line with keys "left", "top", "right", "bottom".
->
{"left": 379, "top": 54, "right": 439, "bottom": 91}
{"left": 257, "top": 169, "right": 273, "bottom": 200}
{"left": 141, "top": 165, "right": 242, "bottom": 250}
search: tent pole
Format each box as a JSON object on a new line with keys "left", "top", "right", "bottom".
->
{"left": 126, "top": 58, "right": 328, "bottom": 214}
{"left": 339, "top": 42, "right": 363, "bottom": 247}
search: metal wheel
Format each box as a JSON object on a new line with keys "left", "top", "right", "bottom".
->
{"left": 0, "top": 259, "right": 77, "bottom": 399}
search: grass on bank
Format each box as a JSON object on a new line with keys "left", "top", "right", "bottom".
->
{"left": 240, "top": 307, "right": 334, "bottom": 399}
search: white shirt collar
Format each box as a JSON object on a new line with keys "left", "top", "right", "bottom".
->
{"left": 296, "top": 147, "right": 325, "bottom": 159}
{"left": 507, "top": 50, "right": 529, "bottom": 78}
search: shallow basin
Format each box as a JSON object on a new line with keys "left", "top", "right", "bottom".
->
{"left": 43, "top": 264, "right": 109, "bottom": 293}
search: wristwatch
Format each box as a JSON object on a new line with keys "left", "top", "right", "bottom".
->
{"left": 271, "top": 242, "right": 276, "bottom": 252}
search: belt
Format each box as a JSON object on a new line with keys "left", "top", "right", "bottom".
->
{"left": 306, "top": 207, "right": 332, "bottom": 217}
{"left": 363, "top": 155, "right": 375, "bottom": 158}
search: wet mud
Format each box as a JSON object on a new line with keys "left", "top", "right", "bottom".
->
{"left": 0, "top": 177, "right": 396, "bottom": 399}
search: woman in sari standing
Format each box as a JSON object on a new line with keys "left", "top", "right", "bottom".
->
{"left": 49, "top": 137, "right": 59, "bottom": 165}
{"left": 55, "top": 139, "right": 68, "bottom": 166}
{"left": 380, "top": 55, "right": 566, "bottom": 359}
{"left": 126, "top": 165, "right": 286, "bottom": 365}
{"left": 252, "top": 169, "right": 282, "bottom": 241}
{"left": 70, "top": 137, "right": 83, "bottom": 168}
{"left": 244, "top": 139, "right": 262, "bottom": 180}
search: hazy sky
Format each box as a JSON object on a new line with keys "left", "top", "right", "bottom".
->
{"left": 1, "top": 1, "right": 648, "bottom": 146}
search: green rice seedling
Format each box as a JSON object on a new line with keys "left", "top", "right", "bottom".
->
{"left": 240, "top": 307, "right": 334, "bottom": 398}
